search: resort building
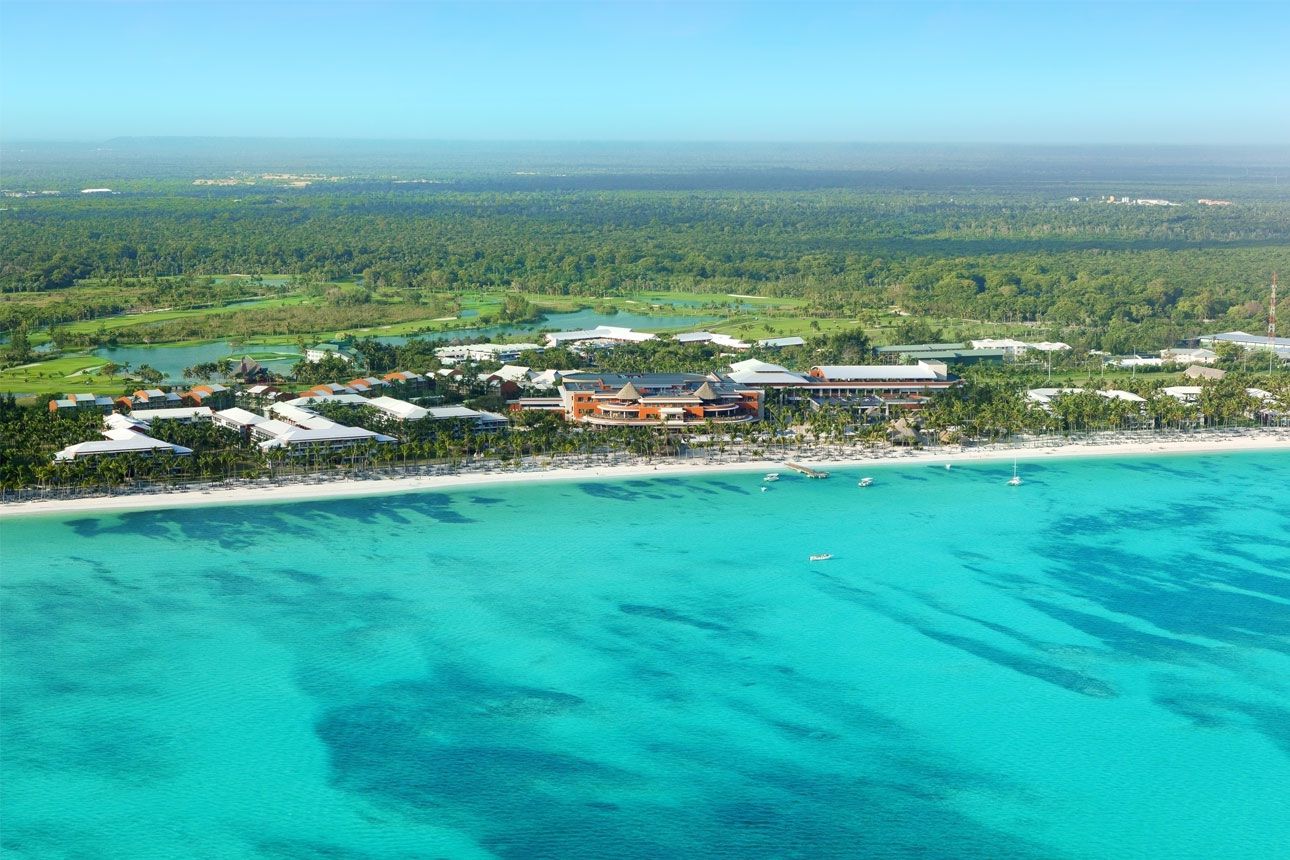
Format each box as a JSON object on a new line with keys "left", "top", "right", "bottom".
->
{"left": 527, "top": 368, "right": 574, "bottom": 389}
{"left": 344, "top": 376, "right": 391, "bottom": 396}
{"left": 876, "top": 343, "right": 1008, "bottom": 365}
{"left": 212, "top": 407, "right": 270, "bottom": 439}
{"left": 967, "top": 338, "right": 1071, "bottom": 356}
{"left": 553, "top": 373, "right": 761, "bottom": 427}
{"left": 720, "top": 359, "right": 960, "bottom": 416}
{"left": 1097, "top": 390, "right": 1148, "bottom": 404}
{"left": 478, "top": 365, "right": 531, "bottom": 386}
{"left": 53, "top": 423, "right": 193, "bottom": 461}
{"left": 130, "top": 388, "right": 183, "bottom": 409}
{"left": 422, "top": 405, "right": 510, "bottom": 431}
{"left": 967, "top": 338, "right": 1030, "bottom": 356}
{"left": 182, "top": 384, "right": 234, "bottom": 410}
{"left": 1026, "top": 387, "right": 1086, "bottom": 408}
{"left": 1196, "top": 331, "right": 1290, "bottom": 360}
{"left": 258, "top": 401, "right": 396, "bottom": 453}
{"left": 434, "top": 342, "right": 543, "bottom": 365}
{"left": 1162, "top": 386, "right": 1203, "bottom": 403}
{"left": 756, "top": 336, "right": 806, "bottom": 349}
{"left": 543, "top": 326, "right": 656, "bottom": 350}
{"left": 241, "top": 384, "right": 289, "bottom": 408}
{"left": 299, "top": 382, "right": 357, "bottom": 398}
{"left": 1184, "top": 365, "right": 1226, "bottom": 381}
{"left": 1161, "top": 347, "right": 1218, "bottom": 365}
{"left": 305, "top": 342, "right": 359, "bottom": 363}
{"left": 128, "top": 406, "right": 214, "bottom": 425}
{"left": 725, "top": 359, "right": 811, "bottom": 386}
{"left": 49, "top": 393, "right": 116, "bottom": 414}
{"left": 381, "top": 370, "right": 430, "bottom": 394}
{"left": 256, "top": 423, "right": 396, "bottom": 453}
{"left": 1111, "top": 356, "right": 1166, "bottom": 368}
{"left": 673, "top": 331, "right": 751, "bottom": 350}
{"left": 283, "top": 392, "right": 508, "bottom": 431}
{"left": 799, "top": 364, "right": 957, "bottom": 412}
{"left": 104, "top": 412, "right": 150, "bottom": 433}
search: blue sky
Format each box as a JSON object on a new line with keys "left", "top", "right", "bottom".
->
{"left": 1, "top": 0, "right": 1287, "bottom": 142}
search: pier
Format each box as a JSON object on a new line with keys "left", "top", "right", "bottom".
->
{"left": 784, "top": 462, "right": 829, "bottom": 479}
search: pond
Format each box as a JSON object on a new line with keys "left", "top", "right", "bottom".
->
{"left": 90, "top": 310, "right": 718, "bottom": 380}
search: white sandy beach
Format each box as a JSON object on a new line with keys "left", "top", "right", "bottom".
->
{"left": 2, "top": 431, "right": 1288, "bottom": 518}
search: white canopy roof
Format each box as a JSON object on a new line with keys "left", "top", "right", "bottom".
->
{"left": 811, "top": 365, "right": 940, "bottom": 381}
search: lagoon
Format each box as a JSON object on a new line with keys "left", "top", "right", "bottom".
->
{"left": 89, "top": 309, "right": 717, "bottom": 380}
{"left": 2, "top": 451, "right": 1288, "bottom": 858}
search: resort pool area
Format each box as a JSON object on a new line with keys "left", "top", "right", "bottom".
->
{"left": 2, "top": 451, "right": 1288, "bottom": 859}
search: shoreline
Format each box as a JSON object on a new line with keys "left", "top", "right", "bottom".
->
{"left": 2, "top": 432, "right": 1287, "bottom": 519}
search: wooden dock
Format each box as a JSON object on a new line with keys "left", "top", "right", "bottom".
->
{"left": 785, "top": 462, "right": 829, "bottom": 479}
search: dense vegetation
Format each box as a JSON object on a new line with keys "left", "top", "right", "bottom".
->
{"left": 4, "top": 179, "right": 1288, "bottom": 357}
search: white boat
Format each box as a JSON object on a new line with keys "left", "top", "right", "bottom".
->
{"left": 808, "top": 553, "right": 833, "bottom": 561}
{"left": 1007, "top": 459, "right": 1022, "bottom": 486}
{"left": 761, "top": 486, "right": 770, "bottom": 493}
{"left": 858, "top": 477, "right": 873, "bottom": 487}
{"left": 763, "top": 473, "right": 780, "bottom": 482}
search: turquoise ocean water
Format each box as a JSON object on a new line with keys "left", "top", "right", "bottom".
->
{"left": 2, "top": 451, "right": 1288, "bottom": 859}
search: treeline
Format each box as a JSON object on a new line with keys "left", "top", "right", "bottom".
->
{"left": 3, "top": 189, "right": 1288, "bottom": 351}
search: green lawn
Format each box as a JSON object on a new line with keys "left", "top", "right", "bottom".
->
{"left": 0, "top": 353, "right": 133, "bottom": 397}
{"left": 55, "top": 295, "right": 315, "bottom": 337}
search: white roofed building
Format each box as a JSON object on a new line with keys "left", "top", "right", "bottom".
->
{"left": 434, "top": 342, "right": 543, "bottom": 365}
{"left": 1098, "top": 389, "right": 1148, "bottom": 403}
{"left": 543, "top": 326, "right": 656, "bottom": 349}
{"left": 213, "top": 407, "right": 270, "bottom": 433}
{"left": 969, "top": 338, "right": 1030, "bottom": 356}
{"left": 726, "top": 359, "right": 811, "bottom": 386}
{"left": 1026, "top": 387, "right": 1085, "bottom": 407}
{"left": 1161, "top": 347, "right": 1218, "bottom": 365}
{"left": 128, "top": 406, "right": 213, "bottom": 425}
{"left": 1162, "top": 386, "right": 1204, "bottom": 403}
{"left": 673, "top": 331, "right": 751, "bottom": 350}
{"left": 1198, "top": 331, "right": 1290, "bottom": 360}
{"left": 54, "top": 429, "right": 193, "bottom": 461}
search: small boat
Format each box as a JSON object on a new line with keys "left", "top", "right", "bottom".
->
{"left": 945, "top": 463, "right": 952, "bottom": 470}
{"left": 808, "top": 553, "right": 833, "bottom": 562}
{"left": 763, "top": 473, "right": 780, "bottom": 482}
{"left": 761, "top": 486, "right": 770, "bottom": 493}
{"left": 858, "top": 477, "right": 873, "bottom": 487}
{"left": 1007, "top": 459, "right": 1022, "bottom": 486}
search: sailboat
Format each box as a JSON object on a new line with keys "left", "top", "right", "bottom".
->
{"left": 1007, "top": 458, "right": 1022, "bottom": 486}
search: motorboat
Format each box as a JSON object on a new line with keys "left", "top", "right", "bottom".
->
{"left": 857, "top": 477, "right": 873, "bottom": 487}
{"left": 763, "top": 473, "right": 780, "bottom": 482}
{"left": 808, "top": 553, "right": 833, "bottom": 561}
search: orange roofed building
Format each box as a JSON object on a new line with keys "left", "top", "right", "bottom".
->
{"left": 554, "top": 373, "right": 761, "bottom": 428}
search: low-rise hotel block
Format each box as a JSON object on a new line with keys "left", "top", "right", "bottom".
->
{"left": 49, "top": 393, "right": 116, "bottom": 414}
{"left": 182, "top": 384, "right": 234, "bottom": 410}
{"left": 544, "top": 326, "right": 655, "bottom": 350}
{"left": 555, "top": 373, "right": 762, "bottom": 427}
{"left": 435, "top": 342, "right": 544, "bottom": 365}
